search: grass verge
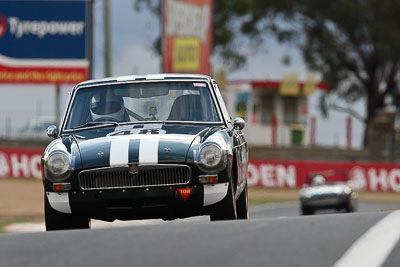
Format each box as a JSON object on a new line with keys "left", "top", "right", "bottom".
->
{"left": 248, "top": 187, "right": 299, "bottom": 206}
{"left": 248, "top": 186, "right": 400, "bottom": 206}
{"left": 0, "top": 217, "right": 32, "bottom": 233}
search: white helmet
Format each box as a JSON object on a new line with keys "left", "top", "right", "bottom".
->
{"left": 90, "top": 93, "right": 125, "bottom": 122}
{"left": 313, "top": 175, "right": 326, "bottom": 185}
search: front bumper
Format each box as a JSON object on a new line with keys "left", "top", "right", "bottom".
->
{"left": 300, "top": 194, "right": 350, "bottom": 208}
{"left": 46, "top": 182, "right": 228, "bottom": 221}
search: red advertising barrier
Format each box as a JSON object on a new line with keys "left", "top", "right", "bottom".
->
{"left": 0, "top": 148, "right": 44, "bottom": 179}
{"left": 2, "top": 146, "right": 400, "bottom": 193}
{"left": 248, "top": 159, "right": 400, "bottom": 192}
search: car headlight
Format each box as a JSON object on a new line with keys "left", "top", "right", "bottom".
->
{"left": 196, "top": 143, "right": 227, "bottom": 173}
{"left": 45, "top": 151, "right": 71, "bottom": 182}
{"left": 344, "top": 186, "right": 352, "bottom": 194}
{"left": 199, "top": 144, "right": 222, "bottom": 167}
{"left": 300, "top": 188, "right": 312, "bottom": 198}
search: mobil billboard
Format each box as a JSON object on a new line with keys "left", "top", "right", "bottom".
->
{"left": 0, "top": 0, "right": 88, "bottom": 84}
{"left": 163, "top": 0, "right": 213, "bottom": 75}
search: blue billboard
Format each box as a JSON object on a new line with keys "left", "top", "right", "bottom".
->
{"left": 0, "top": 0, "right": 88, "bottom": 84}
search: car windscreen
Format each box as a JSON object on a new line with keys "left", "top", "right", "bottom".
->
{"left": 65, "top": 81, "right": 221, "bottom": 130}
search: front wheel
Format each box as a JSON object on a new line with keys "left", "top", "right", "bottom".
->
{"left": 45, "top": 193, "right": 90, "bottom": 231}
{"left": 236, "top": 182, "right": 249, "bottom": 219}
{"left": 210, "top": 181, "right": 237, "bottom": 221}
{"left": 345, "top": 199, "right": 356, "bottom": 213}
{"left": 301, "top": 205, "right": 314, "bottom": 215}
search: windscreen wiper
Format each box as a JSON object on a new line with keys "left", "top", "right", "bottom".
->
{"left": 71, "top": 121, "right": 120, "bottom": 130}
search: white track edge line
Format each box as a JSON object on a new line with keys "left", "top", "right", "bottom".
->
{"left": 333, "top": 210, "right": 400, "bottom": 267}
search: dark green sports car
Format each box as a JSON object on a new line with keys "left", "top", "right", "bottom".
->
{"left": 42, "top": 74, "right": 248, "bottom": 231}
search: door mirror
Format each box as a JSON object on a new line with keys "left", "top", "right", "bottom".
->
{"left": 47, "top": 125, "right": 59, "bottom": 139}
{"left": 233, "top": 117, "right": 245, "bottom": 130}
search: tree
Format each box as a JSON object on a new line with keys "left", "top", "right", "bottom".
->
{"left": 135, "top": 0, "right": 400, "bottom": 147}
{"left": 239, "top": 0, "right": 400, "bottom": 147}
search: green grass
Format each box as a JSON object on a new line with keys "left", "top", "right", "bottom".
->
{"left": 0, "top": 218, "right": 31, "bottom": 233}
{"left": 249, "top": 198, "right": 294, "bottom": 206}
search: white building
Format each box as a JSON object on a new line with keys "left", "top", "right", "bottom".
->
{"left": 224, "top": 78, "right": 328, "bottom": 146}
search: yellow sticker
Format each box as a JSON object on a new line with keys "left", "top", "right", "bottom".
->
{"left": 173, "top": 37, "right": 200, "bottom": 72}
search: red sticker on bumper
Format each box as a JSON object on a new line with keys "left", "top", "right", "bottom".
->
{"left": 177, "top": 188, "right": 193, "bottom": 201}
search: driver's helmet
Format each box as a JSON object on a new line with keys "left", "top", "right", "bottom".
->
{"left": 312, "top": 175, "right": 326, "bottom": 185}
{"left": 90, "top": 93, "right": 125, "bottom": 122}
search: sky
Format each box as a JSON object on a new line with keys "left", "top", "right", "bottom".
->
{"left": 0, "top": 0, "right": 366, "bottom": 149}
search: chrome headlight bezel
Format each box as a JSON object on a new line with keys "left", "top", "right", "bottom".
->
{"left": 344, "top": 186, "right": 352, "bottom": 195}
{"left": 195, "top": 142, "right": 228, "bottom": 173}
{"left": 300, "top": 188, "right": 313, "bottom": 198}
{"left": 44, "top": 151, "right": 72, "bottom": 182}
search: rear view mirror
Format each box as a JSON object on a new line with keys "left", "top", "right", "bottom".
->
{"left": 47, "top": 125, "right": 59, "bottom": 139}
{"left": 233, "top": 117, "right": 245, "bottom": 130}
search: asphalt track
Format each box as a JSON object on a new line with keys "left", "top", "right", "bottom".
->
{"left": 1, "top": 201, "right": 400, "bottom": 267}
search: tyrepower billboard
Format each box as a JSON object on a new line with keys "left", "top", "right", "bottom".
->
{"left": 163, "top": 0, "right": 213, "bottom": 75}
{"left": 0, "top": 0, "right": 88, "bottom": 84}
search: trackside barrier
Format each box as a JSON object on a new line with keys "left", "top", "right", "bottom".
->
{"left": 0, "top": 148, "right": 44, "bottom": 179}
{"left": 2, "top": 147, "right": 400, "bottom": 192}
{"left": 248, "top": 159, "right": 400, "bottom": 192}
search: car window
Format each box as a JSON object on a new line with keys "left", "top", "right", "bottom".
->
{"left": 213, "top": 83, "right": 232, "bottom": 126}
{"left": 65, "top": 82, "right": 221, "bottom": 129}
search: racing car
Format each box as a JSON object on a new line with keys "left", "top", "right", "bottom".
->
{"left": 299, "top": 170, "right": 358, "bottom": 215}
{"left": 42, "top": 74, "right": 249, "bottom": 231}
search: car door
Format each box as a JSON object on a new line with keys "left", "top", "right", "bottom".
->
{"left": 233, "top": 122, "right": 248, "bottom": 189}
{"left": 212, "top": 81, "right": 247, "bottom": 191}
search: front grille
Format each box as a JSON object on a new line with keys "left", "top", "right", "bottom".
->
{"left": 79, "top": 164, "right": 191, "bottom": 190}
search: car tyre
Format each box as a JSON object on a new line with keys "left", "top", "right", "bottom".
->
{"left": 345, "top": 200, "right": 355, "bottom": 213}
{"left": 236, "top": 182, "right": 249, "bottom": 219}
{"left": 301, "top": 205, "right": 314, "bottom": 215}
{"left": 210, "top": 181, "right": 237, "bottom": 221}
{"left": 45, "top": 193, "right": 90, "bottom": 231}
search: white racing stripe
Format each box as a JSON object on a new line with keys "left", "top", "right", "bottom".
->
{"left": 110, "top": 138, "right": 130, "bottom": 166}
{"left": 139, "top": 137, "right": 159, "bottom": 164}
{"left": 109, "top": 133, "right": 191, "bottom": 165}
{"left": 146, "top": 74, "right": 166, "bottom": 80}
{"left": 333, "top": 210, "right": 400, "bottom": 267}
{"left": 117, "top": 75, "right": 136, "bottom": 81}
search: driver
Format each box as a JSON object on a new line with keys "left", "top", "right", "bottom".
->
{"left": 90, "top": 92, "right": 126, "bottom": 122}
{"left": 312, "top": 175, "right": 326, "bottom": 185}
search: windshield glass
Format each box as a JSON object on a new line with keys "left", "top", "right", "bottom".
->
{"left": 65, "top": 81, "right": 221, "bottom": 130}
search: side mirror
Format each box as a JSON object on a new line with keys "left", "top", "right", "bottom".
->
{"left": 233, "top": 117, "right": 245, "bottom": 130}
{"left": 47, "top": 125, "right": 59, "bottom": 139}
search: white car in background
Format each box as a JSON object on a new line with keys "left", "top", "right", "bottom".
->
{"left": 299, "top": 171, "right": 358, "bottom": 215}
